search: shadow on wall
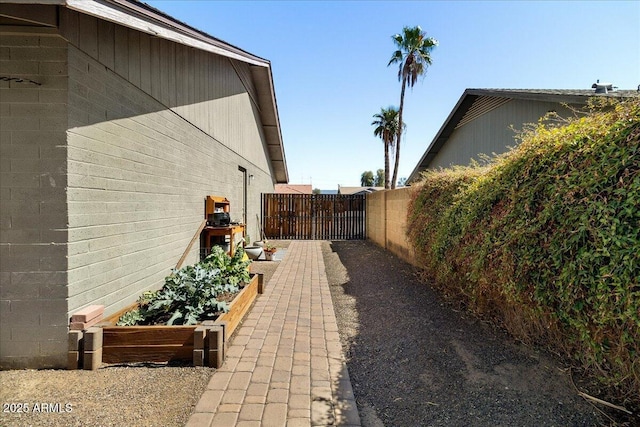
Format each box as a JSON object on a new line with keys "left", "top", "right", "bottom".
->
{"left": 61, "top": 7, "right": 249, "bottom": 128}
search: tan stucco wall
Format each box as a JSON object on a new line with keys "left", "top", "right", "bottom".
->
{"left": 366, "top": 188, "right": 417, "bottom": 266}
{"left": 366, "top": 191, "right": 385, "bottom": 246}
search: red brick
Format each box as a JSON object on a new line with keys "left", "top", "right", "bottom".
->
{"left": 69, "top": 315, "right": 102, "bottom": 331}
{"left": 70, "top": 304, "right": 104, "bottom": 323}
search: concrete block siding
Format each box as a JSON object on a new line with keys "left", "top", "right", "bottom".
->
{"left": 2, "top": 18, "right": 276, "bottom": 368}
{"left": 0, "top": 31, "right": 69, "bottom": 368}
{"left": 366, "top": 191, "right": 385, "bottom": 246}
{"left": 385, "top": 187, "right": 417, "bottom": 265}
{"left": 66, "top": 45, "right": 273, "bottom": 318}
{"left": 366, "top": 188, "right": 418, "bottom": 267}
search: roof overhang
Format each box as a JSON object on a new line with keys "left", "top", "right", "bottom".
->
{"left": 1, "top": 0, "right": 288, "bottom": 183}
{"left": 66, "top": 0, "right": 269, "bottom": 65}
{"left": 250, "top": 65, "right": 288, "bottom": 183}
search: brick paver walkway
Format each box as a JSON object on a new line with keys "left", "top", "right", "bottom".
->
{"left": 186, "top": 241, "right": 361, "bottom": 427}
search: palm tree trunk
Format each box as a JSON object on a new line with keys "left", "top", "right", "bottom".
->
{"left": 384, "top": 140, "right": 390, "bottom": 189}
{"left": 392, "top": 77, "right": 407, "bottom": 190}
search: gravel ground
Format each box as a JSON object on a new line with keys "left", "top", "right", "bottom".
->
{"left": 0, "top": 364, "right": 211, "bottom": 427}
{"left": 322, "top": 240, "right": 614, "bottom": 427}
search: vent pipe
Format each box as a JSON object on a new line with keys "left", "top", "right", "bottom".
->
{"left": 591, "top": 79, "right": 616, "bottom": 94}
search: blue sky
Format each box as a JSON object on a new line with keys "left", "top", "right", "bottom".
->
{"left": 146, "top": 1, "right": 640, "bottom": 190}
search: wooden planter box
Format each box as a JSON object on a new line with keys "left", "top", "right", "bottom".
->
{"left": 70, "top": 274, "right": 263, "bottom": 369}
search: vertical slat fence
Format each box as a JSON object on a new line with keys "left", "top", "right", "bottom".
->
{"left": 262, "top": 193, "right": 365, "bottom": 240}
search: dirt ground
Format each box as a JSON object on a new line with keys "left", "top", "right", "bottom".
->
{"left": 322, "top": 240, "right": 635, "bottom": 427}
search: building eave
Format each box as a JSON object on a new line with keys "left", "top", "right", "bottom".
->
{"left": 250, "top": 65, "right": 288, "bottom": 183}
{"left": 13, "top": 0, "right": 289, "bottom": 183}
{"left": 65, "top": 0, "right": 269, "bottom": 66}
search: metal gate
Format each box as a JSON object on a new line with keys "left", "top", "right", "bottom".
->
{"left": 261, "top": 193, "right": 366, "bottom": 240}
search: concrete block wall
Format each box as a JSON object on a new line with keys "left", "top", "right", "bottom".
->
{"left": 385, "top": 187, "right": 417, "bottom": 265}
{"left": 56, "top": 10, "right": 276, "bottom": 256}
{"left": 66, "top": 43, "right": 274, "bottom": 321}
{"left": 366, "top": 190, "right": 386, "bottom": 247}
{"left": 366, "top": 188, "right": 418, "bottom": 267}
{"left": 0, "top": 30, "right": 69, "bottom": 368}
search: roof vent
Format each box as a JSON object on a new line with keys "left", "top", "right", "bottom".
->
{"left": 591, "top": 79, "right": 616, "bottom": 94}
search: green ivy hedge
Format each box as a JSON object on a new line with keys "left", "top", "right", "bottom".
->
{"left": 407, "top": 98, "right": 639, "bottom": 409}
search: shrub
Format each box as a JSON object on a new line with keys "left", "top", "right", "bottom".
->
{"left": 407, "top": 98, "right": 640, "bottom": 409}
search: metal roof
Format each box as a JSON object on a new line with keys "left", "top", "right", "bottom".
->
{"left": 407, "top": 88, "right": 639, "bottom": 183}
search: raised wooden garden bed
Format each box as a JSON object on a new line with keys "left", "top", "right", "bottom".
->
{"left": 69, "top": 273, "right": 263, "bottom": 370}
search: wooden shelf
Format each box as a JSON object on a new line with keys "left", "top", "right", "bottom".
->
{"left": 203, "top": 224, "right": 245, "bottom": 256}
{"left": 202, "top": 195, "right": 244, "bottom": 257}
{"left": 205, "top": 195, "right": 230, "bottom": 215}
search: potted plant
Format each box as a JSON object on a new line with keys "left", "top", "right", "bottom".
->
{"left": 263, "top": 243, "right": 277, "bottom": 261}
{"left": 242, "top": 234, "right": 263, "bottom": 260}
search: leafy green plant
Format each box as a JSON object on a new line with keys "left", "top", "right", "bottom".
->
{"left": 407, "top": 98, "right": 640, "bottom": 410}
{"left": 117, "top": 246, "right": 251, "bottom": 326}
{"left": 115, "top": 308, "right": 144, "bottom": 326}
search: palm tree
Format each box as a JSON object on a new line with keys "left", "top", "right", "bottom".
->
{"left": 360, "top": 170, "right": 374, "bottom": 187}
{"left": 371, "top": 106, "right": 400, "bottom": 189}
{"left": 388, "top": 26, "right": 437, "bottom": 189}
{"left": 374, "top": 169, "right": 385, "bottom": 187}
